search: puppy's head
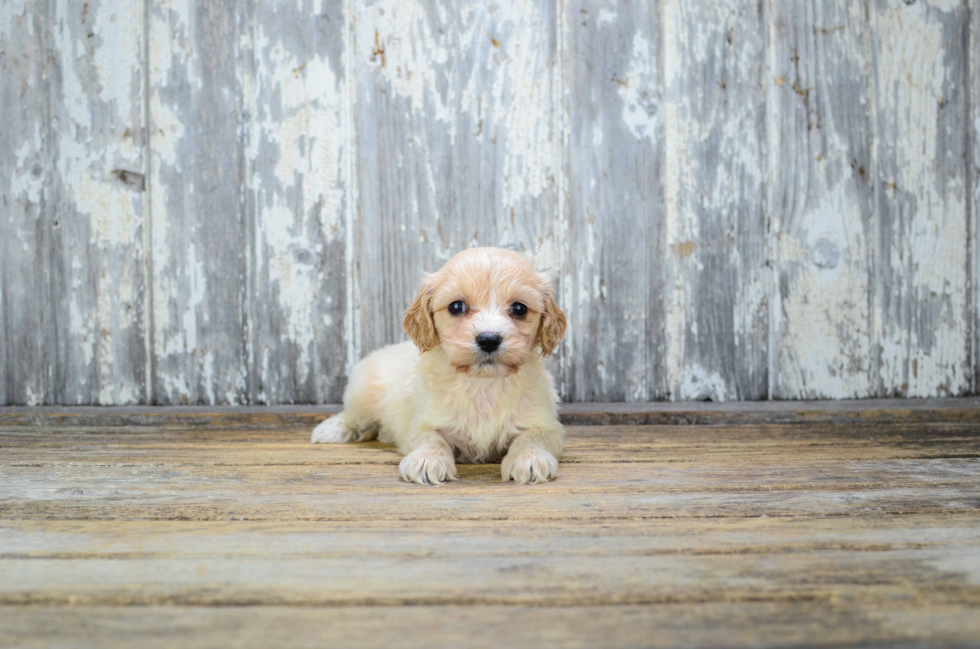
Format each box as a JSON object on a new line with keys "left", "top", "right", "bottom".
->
{"left": 403, "top": 247, "right": 566, "bottom": 377}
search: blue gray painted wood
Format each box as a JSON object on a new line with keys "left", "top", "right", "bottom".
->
{"left": 0, "top": 0, "right": 975, "bottom": 404}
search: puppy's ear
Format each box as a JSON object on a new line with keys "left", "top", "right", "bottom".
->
{"left": 403, "top": 277, "right": 439, "bottom": 352}
{"left": 537, "top": 276, "right": 567, "bottom": 357}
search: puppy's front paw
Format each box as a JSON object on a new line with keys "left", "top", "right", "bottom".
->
{"left": 311, "top": 416, "right": 355, "bottom": 444}
{"left": 501, "top": 448, "right": 558, "bottom": 484}
{"left": 399, "top": 449, "right": 458, "bottom": 486}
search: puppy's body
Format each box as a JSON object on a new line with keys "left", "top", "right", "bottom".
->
{"left": 315, "top": 340, "right": 561, "bottom": 464}
{"left": 312, "top": 248, "right": 566, "bottom": 485}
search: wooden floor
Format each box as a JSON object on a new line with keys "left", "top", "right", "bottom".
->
{"left": 1, "top": 399, "right": 979, "bottom": 648}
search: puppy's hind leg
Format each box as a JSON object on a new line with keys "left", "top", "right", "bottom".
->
{"left": 311, "top": 412, "right": 360, "bottom": 444}
{"left": 313, "top": 347, "right": 389, "bottom": 444}
{"left": 310, "top": 369, "right": 382, "bottom": 444}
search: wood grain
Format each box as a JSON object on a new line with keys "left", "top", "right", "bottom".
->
{"left": 767, "top": 0, "right": 874, "bottom": 399}
{"left": 3, "top": 603, "right": 979, "bottom": 649}
{"left": 148, "top": 0, "right": 250, "bottom": 404}
{"left": 871, "top": 0, "right": 971, "bottom": 397}
{"left": 2, "top": 0, "right": 978, "bottom": 404}
{"left": 3, "top": 453, "right": 979, "bottom": 492}
{"left": 49, "top": 0, "right": 149, "bottom": 405}
{"left": 3, "top": 539, "right": 979, "bottom": 606}
{"left": 972, "top": 0, "right": 980, "bottom": 396}
{"left": 1, "top": 405, "right": 978, "bottom": 645}
{"left": 5, "top": 514, "right": 979, "bottom": 558}
{"left": 0, "top": 0, "right": 51, "bottom": 405}
{"left": 3, "top": 458, "right": 979, "bottom": 521}
{"left": 563, "top": 0, "right": 665, "bottom": 401}
{"left": 663, "top": 0, "right": 768, "bottom": 401}
{"left": 3, "top": 422, "right": 979, "bottom": 465}
{"left": 247, "top": 0, "right": 349, "bottom": 404}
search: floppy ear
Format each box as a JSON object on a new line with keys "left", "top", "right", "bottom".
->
{"left": 537, "top": 277, "right": 567, "bottom": 357}
{"left": 403, "top": 278, "right": 439, "bottom": 352}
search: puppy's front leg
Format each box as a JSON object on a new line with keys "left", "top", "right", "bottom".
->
{"left": 398, "top": 429, "right": 458, "bottom": 486}
{"left": 501, "top": 422, "right": 563, "bottom": 484}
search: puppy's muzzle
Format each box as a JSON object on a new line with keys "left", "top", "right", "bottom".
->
{"left": 475, "top": 332, "right": 502, "bottom": 353}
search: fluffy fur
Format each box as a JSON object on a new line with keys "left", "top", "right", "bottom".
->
{"left": 311, "top": 247, "right": 567, "bottom": 485}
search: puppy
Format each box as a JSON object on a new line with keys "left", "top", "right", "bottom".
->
{"left": 311, "top": 247, "right": 567, "bottom": 485}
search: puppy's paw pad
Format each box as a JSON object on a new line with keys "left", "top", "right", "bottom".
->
{"left": 502, "top": 449, "right": 558, "bottom": 484}
{"left": 399, "top": 450, "right": 458, "bottom": 486}
{"left": 311, "top": 417, "right": 355, "bottom": 444}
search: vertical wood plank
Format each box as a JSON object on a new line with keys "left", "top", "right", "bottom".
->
{"left": 148, "top": 0, "right": 250, "bottom": 404}
{"left": 872, "top": 0, "right": 970, "bottom": 397}
{"left": 2, "top": 0, "right": 976, "bottom": 404}
{"left": 663, "top": 0, "right": 768, "bottom": 401}
{"left": 563, "top": 1, "right": 665, "bottom": 401}
{"left": 47, "top": 0, "right": 148, "bottom": 404}
{"left": 352, "top": 0, "right": 561, "bottom": 357}
{"left": 247, "top": 0, "right": 348, "bottom": 404}
{"left": 971, "top": 0, "right": 979, "bottom": 395}
{"left": 767, "top": 0, "right": 874, "bottom": 399}
{"left": 0, "top": 0, "right": 51, "bottom": 405}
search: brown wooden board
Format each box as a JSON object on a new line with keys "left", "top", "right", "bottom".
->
{"left": 0, "top": 401, "right": 978, "bottom": 645}
{"left": 3, "top": 603, "right": 979, "bottom": 649}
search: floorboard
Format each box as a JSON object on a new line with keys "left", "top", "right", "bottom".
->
{"left": 0, "top": 400, "right": 978, "bottom": 646}
{"left": 5, "top": 603, "right": 979, "bottom": 649}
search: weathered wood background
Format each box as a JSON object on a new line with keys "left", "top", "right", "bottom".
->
{"left": 1, "top": 0, "right": 977, "bottom": 404}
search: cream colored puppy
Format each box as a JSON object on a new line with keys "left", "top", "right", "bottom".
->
{"left": 311, "top": 247, "right": 567, "bottom": 485}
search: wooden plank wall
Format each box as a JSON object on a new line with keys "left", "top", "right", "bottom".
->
{"left": 0, "top": 0, "right": 976, "bottom": 404}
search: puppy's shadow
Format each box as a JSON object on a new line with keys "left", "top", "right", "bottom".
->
{"left": 308, "top": 437, "right": 547, "bottom": 485}
{"left": 455, "top": 464, "right": 511, "bottom": 484}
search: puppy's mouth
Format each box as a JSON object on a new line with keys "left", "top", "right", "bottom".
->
{"left": 475, "top": 356, "right": 522, "bottom": 376}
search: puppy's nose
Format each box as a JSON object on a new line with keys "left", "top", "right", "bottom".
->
{"left": 475, "top": 332, "right": 502, "bottom": 353}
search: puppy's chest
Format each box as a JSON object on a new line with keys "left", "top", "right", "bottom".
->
{"left": 432, "top": 389, "right": 523, "bottom": 463}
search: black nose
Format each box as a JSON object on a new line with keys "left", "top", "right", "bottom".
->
{"left": 475, "top": 332, "right": 502, "bottom": 353}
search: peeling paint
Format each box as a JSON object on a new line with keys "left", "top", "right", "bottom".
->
{"left": 47, "top": 0, "right": 147, "bottom": 404}
{"left": 664, "top": 0, "right": 767, "bottom": 401}
{"left": 497, "top": 0, "right": 556, "bottom": 211}
{"left": 10, "top": 139, "right": 44, "bottom": 204}
{"left": 563, "top": 0, "right": 663, "bottom": 401}
{"left": 148, "top": 0, "right": 250, "bottom": 404}
{"left": 972, "top": 3, "right": 980, "bottom": 394}
{"left": 679, "top": 364, "right": 729, "bottom": 402}
{"left": 2, "top": 0, "right": 976, "bottom": 404}
{"left": 617, "top": 30, "right": 659, "bottom": 141}
{"left": 1, "top": 0, "right": 49, "bottom": 405}
{"left": 250, "top": 14, "right": 346, "bottom": 396}
{"left": 767, "top": 0, "right": 874, "bottom": 400}
{"left": 244, "top": 0, "right": 350, "bottom": 404}
{"left": 873, "top": 0, "right": 969, "bottom": 397}
{"left": 358, "top": 0, "right": 452, "bottom": 125}
{"left": 924, "top": 0, "right": 959, "bottom": 12}
{"left": 598, "top": 7, "right": 618, "bottom": 25}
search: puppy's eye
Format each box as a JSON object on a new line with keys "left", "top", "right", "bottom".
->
{"left": 448, "top": 300, "right": 467, "bottom": 316}
{"left": 510, "top": 302, "right": 528, "bottom": 318}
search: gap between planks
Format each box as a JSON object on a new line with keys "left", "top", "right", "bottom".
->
{"left": 0, "top": 397, "right": 978, "bottom": 429}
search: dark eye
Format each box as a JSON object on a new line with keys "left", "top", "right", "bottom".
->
{"left": 448, "top": 300, "right": 467, "bottom": 316}
{"left": 510, "top": 302, "right": 528, "bottom": 318}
